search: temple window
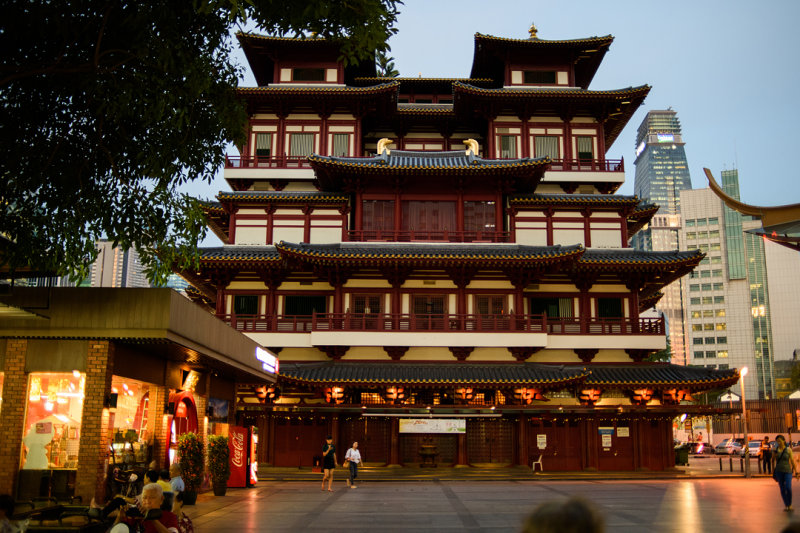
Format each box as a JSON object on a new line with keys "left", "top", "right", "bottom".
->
{"left": 413, "top": 295, "right": 446, "bottom": 315}
{"left": 352, "top": 294, "right": 381, "bottom": 314}
{"left": 463, "top": 201, "right": 496, "bottom": 233}
{"left": 362, "top": 200, "right": 395, "bottom": 231}
{"left": 596, "top": 297, "right": 623, "bottom": 318}
{"left": 401, "top": 201, "right": 456, "bottom": 233}
{"left": 530, "top": 297, "right": 573, "bottom": 318}
{"left": 475, "top": 295, "right": 505, "bottom": 316}
{"left": 255, "top": 133, "right": 272, "bottom": 157}
{"left": 289, "top": 133, "right": 315, "bottom": 157}
{"left": 292, "top": 67, "right": 325, "bottom": 82}
{"left": 534, "top": 136, "right": 560, "bottom": 159}
{"left": 331, "top": 133, "right": 349, "bottom": 157}
{"left": 233, "top": 294, "right": 259, "bottom": 316}
{"left": 498, "top": 135, "right": 518, "bottom": 158}
{"left": 284, "top": 295, "right": 326, "bottom": 316}
{"left": 523, "top": 70, "right": 557, "bottom": 84}
{"left": 576, "top": 136, "right": 594, "bottom": 163}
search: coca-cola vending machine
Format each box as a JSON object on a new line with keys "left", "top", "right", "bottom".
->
{"left": 228, "top": 426, "right": 258, "bottom": 488}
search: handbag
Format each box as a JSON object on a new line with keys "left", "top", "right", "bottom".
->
{"left": 342, "top": 459, "right": 350, "bottom": 468}
{"left": 774, "top": 448, "right": 787, "bottom": 482}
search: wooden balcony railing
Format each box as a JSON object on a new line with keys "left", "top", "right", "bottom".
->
{"left": 546, "top": 158, "right": 624, "bottom": 172}
{"left": 347, "top": 230, "right": 511, "bottom": 243}
{"left": 218, "top": 313, "right": 664, "bottom": 335}
{"left": 224, "top": 155, "right": 311, "bottom": 169}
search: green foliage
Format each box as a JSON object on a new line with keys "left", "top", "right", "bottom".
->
{"left": 647, "top": 335, "right": 672, "bottom": 362}
{"left": 790, "top": 361, "right": 800, "bottom": 392}
{"left": 376, "top": 51, "right": 400, "bottom": 77}
{"left": 177, "top": 432, "right": 205, "bottom": 492}
{"left": 0, "top": 0, "right": 400, "bottom": 283}
{"left": 208, "top": 435, "right": 231, "bottom": 485}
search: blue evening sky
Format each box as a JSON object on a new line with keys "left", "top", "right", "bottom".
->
{"left": 192, "top": 0, "right": 799, "bottom": 244}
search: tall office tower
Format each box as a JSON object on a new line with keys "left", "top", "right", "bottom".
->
{"left": 89, "top": 240, "right": 150, "bottom": 288}
{"left": 632, "top": 110, "right": 694, "bottom": 365}
{"left": 680, "top": 170, "right": 800, "bottom": 399}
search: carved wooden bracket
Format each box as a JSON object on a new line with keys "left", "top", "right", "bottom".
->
{"left": 629, "top": 388, "right": 653, "bottom": 405}
{"left": 508, "top": 347, "right": 543, "bottom": 362}
{"left": 579, "top": 388, "right": 602, "bottom": 406}
{"left": 574, "top": 348, "right": 598, "bottom": 363}
{"left": 384, "top": 346, "right": 409, "bottom": 361}
{"left": 320, "top": 346, "right": 349, "bottom": 360}
{"left": 624, "top": 349, "right": 650, "bottom": 363}
{"left": 449, "top": 347, "right": 474, "bottom": 361}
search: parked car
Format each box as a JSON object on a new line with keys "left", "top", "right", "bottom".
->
{"left": 745, "top": 440, "right": 762, "bottom": 457}
{"left": 715, "top": 438, "right": 744, "bottom": 455}
{"left": 690, "top": 442, "right": 713, "bottom": 455}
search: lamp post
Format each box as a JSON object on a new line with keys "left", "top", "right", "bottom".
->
{"left": 740, "top": 366, "right": 750, "bottom": 478}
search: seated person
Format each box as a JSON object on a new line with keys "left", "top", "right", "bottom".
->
{"left": 172, "top": 492, "right": 194, "bottom": 533}
{"left": 158, "top": 470, "right": 174, "bottom": 510}
{"left": 169, "top": 464, "right": 185, "bottom": 494}
{"left": 113, "top": 483, "right": 178, "bottom": 533}
{"left": 145, "top": 470, "right": 160, "bottom": 485}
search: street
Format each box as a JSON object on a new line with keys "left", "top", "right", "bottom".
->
{"left": 188, "top": 477, "right": 799, "bottom": 532}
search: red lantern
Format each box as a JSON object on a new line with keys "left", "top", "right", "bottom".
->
{"left": 455, "top": 387, "right": 474, "bottom": 402}
{"left": 514, "top": 388, "right": 542, "bottom": 405}
{"left": 383, "top": 386, "right": 406, "bottom": 404}
{"left": 325, "top": 387, "right": 345, "bottom": 404}
{"left": 579, "top": 388, "right": 602, "bottom": 405}
{"left": 254, "top": 386, "right": 280, "bottom": 402}
{"left": 631, "top": 388, "right": 653, "bottom": 405}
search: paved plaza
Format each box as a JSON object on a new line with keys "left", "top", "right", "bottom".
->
{"left": 186, "top": 476, "right": 800, "bottom": 532}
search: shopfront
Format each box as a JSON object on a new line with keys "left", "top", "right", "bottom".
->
{"left": 0, "top": 288, "right": 277, "bottom": 504}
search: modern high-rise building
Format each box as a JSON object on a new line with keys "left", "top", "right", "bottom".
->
{"left": 89, "top": 240, "right": 150, "bottom": 288}
{"left": 632, "top": 109, "right": 694, "bottom": 365}
{"left": 680, "top": 170, "right": 800, "bottom": 399}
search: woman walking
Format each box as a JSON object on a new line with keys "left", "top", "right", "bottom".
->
{"left": 774, "top": 434, "right": 799, "bottom": 511}
{"left": 321, "top": 435, "right": 337, "bottom": 492}
{"left": 344, "top": 442, "right": 362, "bottom": 489}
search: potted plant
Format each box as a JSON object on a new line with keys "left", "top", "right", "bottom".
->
{"left": 208, "top": 435, "right": 231, "bottom": 496}
{"left": 177, "top": 432, "right": 204, "bottom": 505}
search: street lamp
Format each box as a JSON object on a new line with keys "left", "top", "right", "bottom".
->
{"left": 740, "top": 366, "right": 750, "bottom": 478}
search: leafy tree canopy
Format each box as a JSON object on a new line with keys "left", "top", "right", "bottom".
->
{"left": 0, "top": 0, "right": 400, "bottom": 283}
{"left": 647, "top": 335, "right": 672, "bottom": 363}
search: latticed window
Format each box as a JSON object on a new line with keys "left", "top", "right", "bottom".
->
{"left": 476, "top": 296, "right": 505, "bottom": 316}
{"left": 530, "top": 297, "right": 573, "bottom": 318}
{"left": 255, "top": 133, "right": 272, "bottom": 157}
{"left": 233, "top": 295, "right": 258, "bottom": 315}
{"left": 463, "top": 201, "right": 496, "bottom": 232}
{"left": 289, "top": 133, "right": 314, "bottom": 157}
{"left": 499, "top": 135, "right": 517, "bottom": 158}
{"left": 401, "top": 201, "right": 456, "bottom": 232}
{"left": 596, "top": 297, "right": 623, "bottom": 318}
{"left": 284, "top": 295, "right": 326, "bottom": 316}
{"left": 352, "top": 295, "right": 381, "bottom": 314}
{"left": 331, "top": 133, "right": 349, "bottom": 156}
{"left": 535, "top": 136, "right": 560, "bottom": 159}
{"left": 362, "top": 200, "right": 395, "bottom": 232}
{"left": 576, "top": 136, "right": 594, "bottom": 162}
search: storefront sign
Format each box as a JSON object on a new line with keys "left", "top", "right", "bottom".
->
{"left": 537, "top": 434, "right": 547, "bottom": 449}
{"left": 398, "top": 418, "right": 466, "bottom": 434}
{"left": 255, "top": 347, "right": 279, "bottom": 374}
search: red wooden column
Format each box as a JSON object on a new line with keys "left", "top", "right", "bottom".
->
{"left": 456, "top": 433, "right": 468, "bottom": 467}
{"left": 388, "top": 418, "right": 401, "bottom": 466}
{"left": 545, "top": 207, "right": 554, "bottom": 246}
{"left": 302, "top": 206, "right": 312, "bottom": 243}
{"left": 331, "top": 415, "right": 340, "bottom": 452}
{"left": 265, "top": 206, "right": 276, "bottom": 244}
{"left": 518, "top": 414, "right": 529, "bottom": 467}
{"left": 267, "top": 415, "right": 276, "bottom": 466}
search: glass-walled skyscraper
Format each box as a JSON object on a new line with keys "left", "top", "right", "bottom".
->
{"left": 632, "top": 109, "right": 693, "bottom": 251}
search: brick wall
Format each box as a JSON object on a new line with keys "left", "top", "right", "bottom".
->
{"left": 75, "top": 341, "right": 115, "bottom": 504}
{"left": 0, "top": 340, "right": 28, "bottom": 495}
{"left": 151, "top": 385, "right": 169, "bottom": 469}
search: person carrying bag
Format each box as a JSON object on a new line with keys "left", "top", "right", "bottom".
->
{"left": 344, "top": 442, "right": 362, "bottom": 489}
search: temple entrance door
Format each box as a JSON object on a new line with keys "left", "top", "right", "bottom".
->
{"left": 273, "top": 416, "right": 329, "bottom": 467}
{"left": 466, "top": 418, "right": 514, "bottom": 465}
{"left": 339, "top": 417, "right": 391, "bottom": 465}
{"left": 597, "top": 422, "right": 635, "bottom": 471}
{"left": 528, "top": 419, "right": 581, "bottom": 471}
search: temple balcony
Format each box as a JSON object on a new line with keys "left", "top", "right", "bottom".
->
{"left": 218, "top": 312, "right": 665, "bottom": 350}
{"left": 540, "top": 157, "right": 625, "bottom": 192}
{"left": 223, "top": 155, "right": 315, "bottom": 188}
{"left": 347, "top": 230, "right": 512, "bottom": 243}
{"left": 225, "top": 155, "right": 312, "bottom": 169}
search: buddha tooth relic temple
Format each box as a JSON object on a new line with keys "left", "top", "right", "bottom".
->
{"left": 181, "top": 27, "right": 740, "bottom": 471}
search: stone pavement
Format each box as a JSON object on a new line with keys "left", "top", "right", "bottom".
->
{"left": 183, "top": 459, "right": 799, "bottom": 532}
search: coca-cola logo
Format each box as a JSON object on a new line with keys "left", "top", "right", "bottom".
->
{"left": 231, "top": 431, "right": 245, "bottom": 468}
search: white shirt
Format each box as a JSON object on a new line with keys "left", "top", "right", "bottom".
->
{"left": 345, "top": 448, "right": 362, "bottom": 464}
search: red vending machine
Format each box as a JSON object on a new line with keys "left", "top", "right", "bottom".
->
{"left": 228, "top": 426, "right": 258, "bottom": 488}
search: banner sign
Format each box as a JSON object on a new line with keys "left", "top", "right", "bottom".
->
{"left": 399, "top": 418, "right": 466, "bottom": 434}
{"left": 537, "top": 434, "right": 547, "bottom": 449}
{"left": 228, "top": 426, "right": 248, "bottom": 488}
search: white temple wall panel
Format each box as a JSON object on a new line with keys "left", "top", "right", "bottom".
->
{"left": 515, "top": 229, "right": 548, "bottom": 245}
{"left": 591, "top": 229, "right": 622, "bottom": 247}
{"left": 552, "top": 229, "right": 584, "bottom": 245}
{"left": 235, "top": 226, "right": 267, "bottom": 245}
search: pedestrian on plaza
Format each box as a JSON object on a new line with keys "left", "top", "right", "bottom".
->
{"left": 774, "top": 434, "right": 800, "bottom": 511}
{"left": 521, "top": 496, "right": 604, "bottom": 533}
{"left": 344, "top": 442, "right": 362, "bottom": 489}
{"left": 321, "top": 435, "right": 337, "bottom": 492}
{"left": 762, "top": 435, "right": 774, "bottom": 475}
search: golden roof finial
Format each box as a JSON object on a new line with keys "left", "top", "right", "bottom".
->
{"left": 528, "top": 22, "right": 538, "bottom": 39}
